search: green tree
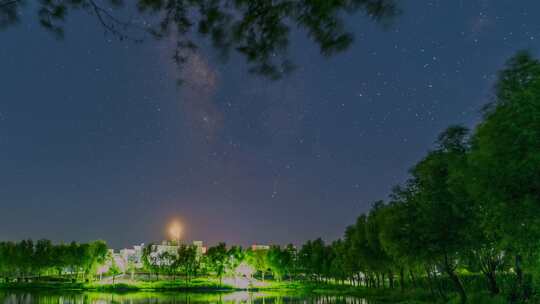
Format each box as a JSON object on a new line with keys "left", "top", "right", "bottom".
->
{"left": 347, "top": 216, "right": 373, "bottom": 287}
{"left": 0, "top": 242, "right": 16, "bottom": 282}
{"left": 83, "top": 241, "right": 109, "bottom": 281}
{"left": 142, "top": 243, "right": 160, "bottom": 280}
{"left": 246, "top": 247, "right": 270, "bottom": 282}
{"left": 108, "top": 255, "right": 121, "bottom": 285}
{"left": 379, "top": 186, "right": 423, "bottom": 292}
{"left": 266, "top": 245, "right": 286, "bottom": 281}
{"left": 343, "top": 224, "right": 363, "bottom": 286}
{"left": 51, "top": 243, "right": 68, "bottom": 277}
{"left": 206, "top": 242, "right": 228, "bottom": 285}
{"left": 299, "top": 238, "right": 328, "bottom": 282}
{"left": 404, "top": 126, "right": 472, "bottom": 304}
{"left": 126, "top": 254, "right": 138, "bottom": 281}
{"left": 158, "top": 251, "right": 177, "bottom": 279}
{"left": 16, "top": 239, "right": 34, "bottom": 281}
{"left": 227, "top": 246, "right": 245, "bottom": 276}
{"left": 176, "top": 244, "right": 199, "bottom": 283}
{"left": 328, "top": 240, "right": 349, "bottom": 284}
{"left": 34, "top": 239, "right": 53, "bottom": 278}
{"left": 365, "top": 202, "right": 397, "bottom": 288}
{"left": 266, "top": 244, "right": 296, "bottom": 281}
{"left": 468, "top": 51, "right": 540, "bottom": 300}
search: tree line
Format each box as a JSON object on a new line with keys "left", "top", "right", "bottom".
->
{"left": 142, "top": 242, "right": 201, "bottom": 282}
{"left": 140, "top": 242, "right": 286, "bottom": 285}
{"left": 0, "top": 240, "right": 108, "bottom": 282}
{"left": 293, "top": 51, "right": 540, "bottom": 303}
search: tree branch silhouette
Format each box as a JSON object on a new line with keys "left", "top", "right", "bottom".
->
{"left": 1, "top": 0, "right": 399, "bottom": 81}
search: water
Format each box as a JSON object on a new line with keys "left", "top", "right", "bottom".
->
{"left": 0, "top": 291, "right": 373, "bottom": 304}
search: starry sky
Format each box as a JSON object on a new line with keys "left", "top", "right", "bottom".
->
{"left": 1, "top": 1, "right": 539, "bottom": 249}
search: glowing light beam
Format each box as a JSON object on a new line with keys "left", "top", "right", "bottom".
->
{"left": 168, "top": 220, "right": 183, "bottom": 242}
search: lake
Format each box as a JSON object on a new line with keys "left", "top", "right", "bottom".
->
{"left": 0, "top": 291, "right": 373, "bottom": 304}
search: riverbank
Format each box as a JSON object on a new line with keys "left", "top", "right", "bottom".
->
{"left": 0, "top": 279, "right": 423, "bottom": 298}
{"left": 0, "top": 279, "right": 509, "bottom": 303}
{"left": 0, "top": 277, "right": 233, "bottom": 292}
{"left": 298, "top": 282, "right": 515, "bottom": 303}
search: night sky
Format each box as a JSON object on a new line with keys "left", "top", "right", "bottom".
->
{"left": 1, "top": 1, "right": 539, "bottom": 249}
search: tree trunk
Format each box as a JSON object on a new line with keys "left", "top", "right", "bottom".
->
{"left": 399, "top": 268, "right": 405, "bottom": 292}
{"left": 485, "top": 270, "right": 499, "bottom": 295}
{"left": 478, "top": 251, "right": 500, "bottom": 295}
{"left": 515, "top": 254, "right": 523, "bottom": 287}
{"left": 443, "top": 254, "right": 466, "bottom": 304}
{"left": 409, "top": 269, "right": 417, "bottom": 288}
{"left": 425, "top": 266, "right": 436, "bottom": 298}
{"left": 511, "top": 254, "right": 524, "bottom": 300}
{"left": 447, "top": 270, "right": 466, "bottom": 304}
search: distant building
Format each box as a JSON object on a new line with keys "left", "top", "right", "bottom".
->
{"left": 251, "top": 244, "right": 270, "bottom": 251}
{"left": 120, "top": 243, "right": 144, "bottom": 268}
{"left": 148, "top": 240, "right": 207, "bottom": 265}
{"left": 150, "top": 240, "right": 206, "bottom": 255}
{"left": 193, "top": 240, "right": 207, "bottom": 255}
{"left": 97, "top": 241, "right": 207, "bottom": 274}
{"left": 151, "top": 241, "right": 178, "bottom": 256}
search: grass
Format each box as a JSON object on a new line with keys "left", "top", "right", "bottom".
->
{"left": 87, "top": 278, "right": 234, "bottom": 291}
{"left": 0, "top": 277, "right": 234, "bottom": 292}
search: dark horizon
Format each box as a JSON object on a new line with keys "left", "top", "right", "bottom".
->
{"left": 2, "top": 1, "right": 540, "bottom": 249}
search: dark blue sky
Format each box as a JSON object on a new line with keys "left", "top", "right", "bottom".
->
{"left": 1, "top": 1, "right": 539, "bottom": 248}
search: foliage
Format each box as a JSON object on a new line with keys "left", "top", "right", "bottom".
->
{"left": 0, "top": 0, "right": 398, "bottom": 80}
{"left": 0, "top": 240, "right": 108, "bottom": 282}
{"left": 176, "top": 244, "right": 199, "bottom": 282}
{"left": 267, "top": 244, "right": 297, "bottom": 281}
{"left": 206, "top": 242, "right": 228, "bottom": 284}
{"left": 291, "top": 51, "right": 540, "bottom": 303}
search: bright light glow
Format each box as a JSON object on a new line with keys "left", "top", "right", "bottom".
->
{"left": 235, "top": 262, "right": 255, "bottom": 278}
{"left": 223, "top": 276, "right": 252, "bottom": 289}
{"left": 223, "top": 262, "right": 270, "bottom": 289}
{"left": 168, "top": 220, "right": 183, "bottom": 241}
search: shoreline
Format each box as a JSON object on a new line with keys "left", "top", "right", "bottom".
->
{"left": 0, "top": 282, "right": 236, "bottom": 292}
{"left": 0, "top": 281, "right": 437, "bottom": 302}
{"left": 0, "top": 281, "right": 505, "bottom": 303}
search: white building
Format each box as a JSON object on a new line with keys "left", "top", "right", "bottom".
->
{"left": 97, "top": 241, "right": 207, "bottom": 275}
{"left": 148, "top": 240, "right": 207, "bottom": 266}
{"left": 120, "top": 243, "right": 145, "bottom": 269}
{"left": 251, "top": 244, "right": 270, "bottom": 251}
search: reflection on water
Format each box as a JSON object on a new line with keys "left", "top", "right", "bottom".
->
{"left": 0, "top": 291, "right": 374, "bottom": 304}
